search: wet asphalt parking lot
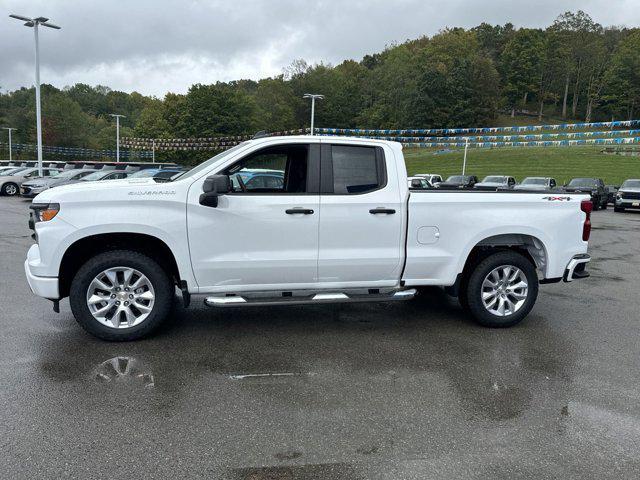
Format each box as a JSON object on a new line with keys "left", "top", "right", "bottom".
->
{"left": 1, "top": 196, "right": 640, "bottom": 479}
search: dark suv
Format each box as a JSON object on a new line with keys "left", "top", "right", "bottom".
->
{"left": 564, "top": 178, "right": 608, "bottom": 210}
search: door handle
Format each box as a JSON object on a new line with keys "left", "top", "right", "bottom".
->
{"left": 369, "top": 208, "right": 396, "bottom": 214}
{"left": 285, "top": 208, "right": 314, "bottom": 215}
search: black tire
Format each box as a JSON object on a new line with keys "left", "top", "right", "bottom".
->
{"left": 1, "top": 182, "right": 19, "bottom": 196}
{"left": 463, "top": 251, "right": 539, "bottom": 328}
{"left": 69, "top": 250, "right": 173, "bottom": 341}
{"left": 592, "top": 197, "right": 599, "bottom": 211}
{"left": 601, "top": 197, "right": 608, "bottom": 210}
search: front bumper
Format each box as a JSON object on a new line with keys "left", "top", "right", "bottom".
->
{"left": 616, "top": 198, "right": 640, "bottom": 208}
{"left": 24, "top": 244, "right": 59, "bottom": 299}
{"left": 21, "top": 185, "right": 48, "bottom": 198}
{"left": 563, "top": 254, "right": 591, "bottom": 282}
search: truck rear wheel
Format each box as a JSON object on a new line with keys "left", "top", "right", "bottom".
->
{"left": 463, "top": 251, "right": 538, "bottom": 328}
{"left": 69, "top": 250, "right": 173, "bottom": 341}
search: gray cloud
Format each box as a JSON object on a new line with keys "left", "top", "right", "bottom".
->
{"left": 1, "top": 0, "right": 638, "bottom": 97}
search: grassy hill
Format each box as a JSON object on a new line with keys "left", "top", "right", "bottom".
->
{"left": 404, "top": 146, "right": 640, "bottom": 185}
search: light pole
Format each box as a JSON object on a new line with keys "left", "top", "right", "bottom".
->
{"left": 10, "top": 14, "right": 61, "bottom": 177}
{"left": 462, "top": 137, "right": 469, "bottom": 175}
{"left": 110, "top": 114, "right": 126, "bottom": 162}
{"left": 303, "top": 94, "right": 324, "bottom": 135}
{"left": 2, "top": 127, "right": 17, "bottom": 161}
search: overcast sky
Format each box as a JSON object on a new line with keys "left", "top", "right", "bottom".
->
{"left": 1, "top": 0, "right": 638, "bottom": 97}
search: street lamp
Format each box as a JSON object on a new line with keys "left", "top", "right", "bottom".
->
{"left": 109, "top": 114, "right": 126, "bottom": 162}
{"left": 303, "top": 94, "right": 324, "bottom": 135}
{"left": 2, "top": 128, "right": 17, "bottom": 161}
{"left": 9, "top": 14, "right": 61, "bottom": 177}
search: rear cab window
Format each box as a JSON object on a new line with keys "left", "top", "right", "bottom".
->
{"left": 321, "top": 144, "right": 386, "bottom": 194}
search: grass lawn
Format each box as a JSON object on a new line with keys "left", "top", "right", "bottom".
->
{"left": 403, "top": 146, "right": 640, "bottom": 185}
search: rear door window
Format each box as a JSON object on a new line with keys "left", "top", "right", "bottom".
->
{"left": 325, "top": 145, "right": 385, "bottom": 194}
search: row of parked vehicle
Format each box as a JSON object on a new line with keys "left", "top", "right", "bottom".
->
{"left": 0, "top": 161, "right": 186, "bottom": 198}
{"left": 407, "top": 173, "right": 640, "bottom": 212}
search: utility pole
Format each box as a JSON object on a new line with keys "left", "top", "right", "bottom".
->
{"left": 109, "top": 114, "right": 126, "bottom": 162}
{"left": 10, "top": 14, "right": 61, "bottom": 176}
{"left": 303, "top": 94, "right": 324, "bottom": 135}
{"left": 2, "top": 127, "right": 17, "bottom": 161}
{"left": 152, "top": 139, "right": 155, "bottom": 163}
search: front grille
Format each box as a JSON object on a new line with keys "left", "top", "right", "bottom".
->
{"left": 621, "top": 191, "right": 640, "bottom": 200}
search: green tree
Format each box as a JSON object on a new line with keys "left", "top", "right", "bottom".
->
{"left": 604, "top": 30, "right": 640, "bottom": 120}
{"left": 500, "top": 29, "right": 545, "bottom": 116}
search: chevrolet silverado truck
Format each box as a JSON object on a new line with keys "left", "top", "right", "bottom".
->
{"left": 24, "top": 136, "right": 592, "bottom": 341}
{"left": 615, "top": 179, "right": 640, "bottom": 212}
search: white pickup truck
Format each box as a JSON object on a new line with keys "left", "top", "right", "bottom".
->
{"left": 25, "top": 136, "right": 592, "bottom": 341}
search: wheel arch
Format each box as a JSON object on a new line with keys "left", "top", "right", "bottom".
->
{"left": 58, "top": 232, "right": 182, "bottom": 299}
{"left": 454, "top": 233, "right": 549, "bottom": 296}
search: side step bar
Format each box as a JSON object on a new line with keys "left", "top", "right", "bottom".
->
{"left": 205, "top": 289, "right": 417, "bottom": 308}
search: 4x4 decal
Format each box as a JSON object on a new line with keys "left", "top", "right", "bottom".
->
{"left": 542, "top": 196, "right": 571, "bottom": 201}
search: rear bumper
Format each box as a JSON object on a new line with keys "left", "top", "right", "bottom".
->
{"left": 563, "top": 254, "right": 591, "bottom": 282}
{"left": 24, "top": 244, "right": 60, "bottom": 299}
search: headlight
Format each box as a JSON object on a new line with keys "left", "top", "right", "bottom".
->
{"left": 30, "top": 202, "right": 60, "bottom": 222}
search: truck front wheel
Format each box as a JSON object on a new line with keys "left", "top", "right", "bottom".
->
{"left": 463, "top": 251, "right": 539, "bottom": 328}
{"left": 69, "top": 250, "right": 174, "bottom": 341}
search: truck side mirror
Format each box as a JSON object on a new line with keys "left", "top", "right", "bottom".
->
{"left": 199, "top": 174, "right": 231, "bottom": 208}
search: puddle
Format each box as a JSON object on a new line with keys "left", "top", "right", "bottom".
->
{"left": 92, "top": 356, "right": 155, "bottom": 389}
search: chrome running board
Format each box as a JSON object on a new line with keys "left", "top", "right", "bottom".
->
{"left": 205, "top": 288, "right": 417, "bottom": 308}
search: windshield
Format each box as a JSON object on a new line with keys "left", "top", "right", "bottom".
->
{"left": 53, "top": 169, "right": 88, "bottom": 179}
{"left": 129, "top": 169, "right": 160, "bottom": 178}
{"left": 521, "top": 178, "right": 547, "bottom": 185}
{"left": 568, "top": 178, "right": 597, "bottom": 187}
{"left": 446, "top": 175, "right": 466, "bottom": 182}
{"left": 482, "top": 176, "right": 504, "bottom": 183}
{"left": 81, "top": 171, "right": 108, "bottom": 181}
{"left": 172, "top": 142, "right": 250, "bottom": 181}
{"left": 1, "top": 167, "right": 26, "bottom": 176}
{"left": 621, "top": 180, "right": 640, "bottom": 189}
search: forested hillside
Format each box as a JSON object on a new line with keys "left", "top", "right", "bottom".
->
{"left": 1, "top": 11, "right": 639, "bottom": 156}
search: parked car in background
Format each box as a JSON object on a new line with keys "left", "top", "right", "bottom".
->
{"left": 564, "top": 178, "right": 608, "bottom": 210}
{"left": 437, "top": 175, "right": 478, "bottom": 189}
{"left": 129, "top": 167, "right": 186, "bottom": 183}
{"left": 474, "top": 175, "right": 516, "bottom": 191}
{"left": 79, "top": 170, "right": 130, "bottom": 183}
{"left": 153, "top": 169, "right": 187, "bottom": 182}
{"left": 606, "top": 185, "right": 619, "bottom": 205}
{"left": 407, "top": 176, "right": 431, "bottom": 189}
{"left": 21, "top": 168, "right": 97, "bottom": 198}
{"left": 514, "top": 177, "right": 557, "bottom": 191}
{"left": 53, "top": 169, "right": 130, "bottom": 188}
{"left": 0, "top": 167, "right": 60, "bottom": 196}
{"left": 230, "top": 169, "right": 285, "bottom": 191}
{"left": 0, "top": 166, "right": 25, "bottom": 175}
{"left": 614, "top": 179, "right": 640, "bottom": 212}
{"left": 414, "top": 173, "right": 443, "bottom": 186}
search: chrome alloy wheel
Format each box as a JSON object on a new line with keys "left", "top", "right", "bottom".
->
{"left": 5, "top": 184, "right": 17, "bottom": 195}
{"left": 86, "top": 267, "right": 155, "bottom": 329}
{"left": 481, "top": 265, "right": 529, "bottom": 317}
